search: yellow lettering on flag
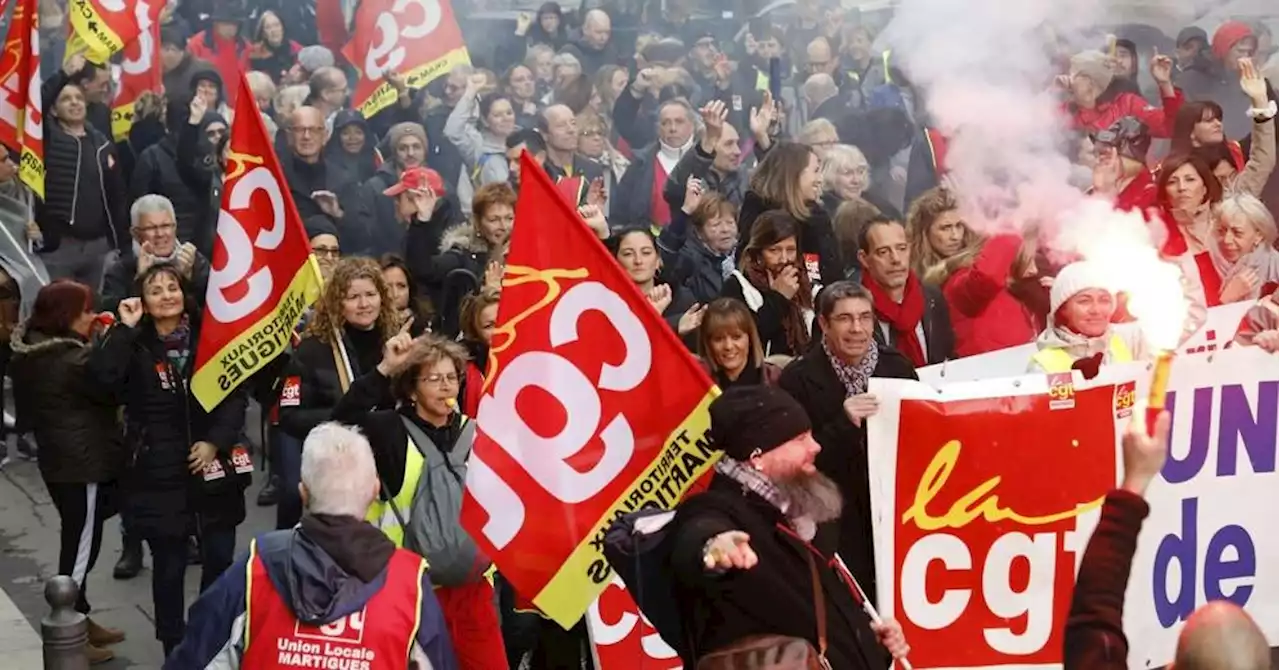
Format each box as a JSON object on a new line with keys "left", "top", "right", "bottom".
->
{"left": 357, "top": 47, "right": 471, "bottom": 118}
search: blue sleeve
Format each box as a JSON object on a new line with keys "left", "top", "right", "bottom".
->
{"left": 415, "top": 573, "right": 460, "bottom": 670}
{"left": 163, "top": 552, "right": 251, "bottom": 670}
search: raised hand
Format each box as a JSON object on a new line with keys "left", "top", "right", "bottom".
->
{"left": 647, "top": 283, "right": 672, "bottom": 315}
{"left": 410, "top": 187, "right": 438, "bottom": 220}
{"left": 577, "top": 204, "right": 609, "bottom": 238}
{"left": 677, "top": 303, "right": 706, "bottom": 335}
{"left": 1121, "top": 409, "right": 1170, "bottom": 495}
{"left": 515, "top": 12, "right": 533, "bottom": 36}
{"left": 749, "top": 90, "right": 777, "bottom": 144}
{"left": 118, "top": 298, "right": 144, "bottom": 328}
{"left": 1149, "top": 47, "right": 1173, "bottom": 88}
{"left": 682, "top": 178, "right": 705, "bottom": 214}
{"left": 189, "top": 94, "right": 209, "bottom": 125}
{"left": 1239, "top": 58, "right": 1269, "bottom": 107}
{"left": 699, "top": 100, "right": 727, "bottom": 151}
{"left": 377, "top": 318, "right": 418, "bottom": 376}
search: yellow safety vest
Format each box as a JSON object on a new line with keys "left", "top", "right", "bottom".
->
{"left": 365, "top": 418, "right": 471, "bottom": 548}
{"left": 1032, "top": 334, "right": 1133, "bottom": 372}
{"left": 754, "top": 68, "right": 769, "bottom": 92}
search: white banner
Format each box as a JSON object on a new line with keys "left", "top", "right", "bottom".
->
{"left": 867, "top": 347, "right": 1278, "bottom": 668}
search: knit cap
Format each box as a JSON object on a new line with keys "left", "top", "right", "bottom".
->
{"left": 1070, "top": 50, "right": 1115, "bottom": 92}
{"left": 1050, "top": 261, "right": 1114, "bottom": 321}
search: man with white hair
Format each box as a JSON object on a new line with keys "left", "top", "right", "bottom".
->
{"left": 165, "top": 423, "right": 458, "bottom": 670}
{"left": 803, "top": 73, "right": 845, "bottom": 123}
{"left": 99, "top": 194, "right": 210, "bottom": 311}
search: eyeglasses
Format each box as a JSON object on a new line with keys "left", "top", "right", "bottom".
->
{"left": 580, "top": 129, "right": 605, "bottom": 138}
{"left": 312, "top": 246, "right": 340, "bottom": 258}
{"left": 294, "top": 126, "right": 325, "bottom": 136}
{"left": 828, "top": 313, "right": 874, "bottom": 327}
{"left": 418, "top": 373, "right": 460, "bottom": 387}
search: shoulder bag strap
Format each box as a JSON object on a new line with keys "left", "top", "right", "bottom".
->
{"left": 806, "top": 551, "right": 829, "bottom": 664}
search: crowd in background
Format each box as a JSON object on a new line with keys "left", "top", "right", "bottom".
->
{"left": 0, "top": 0, "right": 1276, "bottom": 666}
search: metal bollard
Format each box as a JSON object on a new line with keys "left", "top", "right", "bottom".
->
{"left": 42, "top": 576, "right": 88, "bottom": 670}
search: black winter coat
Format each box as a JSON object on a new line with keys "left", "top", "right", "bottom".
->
{"left": 131, "top": 137, "right": 216, "bottom": 250}
{"left": 404, "top": 196, "right": 466, "bottom": 310}
{"left": 661, "top": 143, "right": 748, "bottom": 212}
{"left": 721, "top": 272, "right": 807, "bottom": 357}
{"left": 737, "top": 191, "right": 843, "bottom": 288}
{"left": 278, "top": 327, "right": 391, "bottom": 441}
{"left": 34, "top": 122, "right": 128, "bottom": 252}
{"left": 668, "top": 474, "right": 890, "bottom": 668}
{"left": 777, "top": 343, "right": 917, "bottom": 606}
{"left": 611, "top": 145, "right": 661, "bottom": 228}
{"left": 430, "top": 223, "right": 495, "bottom": 337}
{"left": 89, "top": 318, "right": 248, "bottom": 538}
{"left": 9, "top": 323, "right": 126, "bottom": 484}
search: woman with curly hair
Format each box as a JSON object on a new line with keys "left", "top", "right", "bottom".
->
{"left": 275, "top": 258, "right": 400, "bottom": 528}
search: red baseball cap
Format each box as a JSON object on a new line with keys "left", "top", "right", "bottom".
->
{"left": 383, "top": 167, "right": 446, "bottom": 197}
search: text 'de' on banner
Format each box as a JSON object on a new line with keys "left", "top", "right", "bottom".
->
{"left": 460, "top": 151, "right": 718, "bottom": 629}
{"left": 191, "top": 74, "right": 322, "bottom": 412}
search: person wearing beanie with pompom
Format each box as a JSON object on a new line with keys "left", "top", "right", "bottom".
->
{"left": 664, "top": 385, "right": 910, "bottom": 669}
{"left": 1064, "top": 48, "right": 1184, "bottom": 139}
{"left": 1029, "top": 261, "right": 1149, "bottom": 374}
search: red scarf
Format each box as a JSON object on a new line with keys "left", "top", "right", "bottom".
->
{"left": 863, "top": 272, "right": 927, "bottom": 367}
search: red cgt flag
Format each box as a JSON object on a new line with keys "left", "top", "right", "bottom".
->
{"left": 342, "top": 0, "right": 470, "bottom": 118}
{"left": 191, "top": 74, "right": 322, "bottom": 412}
{"left": 109, "top": 20, "right": 162, "bottom": 141}
{"left": 0, "top": 0, "right": 44, "bottom": 198}
{"left": 460, "top": 152, "right": 719, "bottom": 628}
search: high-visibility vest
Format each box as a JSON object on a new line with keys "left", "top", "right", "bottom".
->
{"left": 241, "top": 537, "right": 427, "bottom": 669}
{"left": 364, "top": 417, "right": 470, "bottom": 548}
{"left": 1031, "top": 334, "right": 1133, "bottom": 372}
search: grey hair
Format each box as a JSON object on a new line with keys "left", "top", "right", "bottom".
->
{"left": 245, "top": 71, "right": 277, "bottom": 104}
{"left": 657, "top": 97, "right": 697, "bottom": 126}
{"left": 130, "top": 194, "right": 176, "bottom": 229}
{"left": 1216, "top": 193, "right": 1278, "bottom": 246}
{"left": 551, "top": 52, "right": 582, "bottom": 72}
{"left": 300, "top": 422, "right": 379, "bottom": 518}
{"left": 821, "top": 144, "right": 870, "bottom": 189}
{"left": 525, "top": 43, "right": 554, "bottom": 65}
{"left": 799, "top": 118, "right": 838, "bottom": 146}
{"left": 274, "top": 84, "right": 310, "bottom": 120}
{"left": 802, "top": 73, "right": 838, "bottom": 106}
{"left": 449, "top": 63, "right": 475, "bottom": 79}
{"left": 816, "top": 280, "right": 873, "bottom": 319}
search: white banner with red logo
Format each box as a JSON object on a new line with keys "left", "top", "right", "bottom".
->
{"left": 867, "top": 347, "right": 1278, "bottom": 668}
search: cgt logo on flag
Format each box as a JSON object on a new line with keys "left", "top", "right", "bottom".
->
{"left": 1114, "top": 380, "right": 1136, "bottom": 419}
{"left": 460, "top": 152, "right": 718, "bottom": 628}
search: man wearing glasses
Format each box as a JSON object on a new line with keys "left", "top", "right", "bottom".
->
{"left": 281, "top": 107, "right": 361, "bottom": 226}
{"left": 99, "top": 195, "right": 210, "bottom": 312}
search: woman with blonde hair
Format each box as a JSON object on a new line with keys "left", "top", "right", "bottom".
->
{"left": 737, "top": 142, "right": 842, "bottom": 289}
{"left": 905, "top": 187, "right": 1038, "bottom": 356}
{"left": 821, "top": 143, "right": 900, "bottom": 221}
{"left": 276, "top": 258, "right": 399, "bottom": 528}
{"left": 696, "top": 297, "right": 784, "bottom": 388}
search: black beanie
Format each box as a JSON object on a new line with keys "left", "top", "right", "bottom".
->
{"left": 304, "top": 215, "right": 340, "bottom": 242}
{"left": 709, "top": 386, "right": 812, "bottom": 461}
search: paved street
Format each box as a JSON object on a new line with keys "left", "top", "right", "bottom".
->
{"left": 0, "top": 427, "right": 276, "bottom": 669}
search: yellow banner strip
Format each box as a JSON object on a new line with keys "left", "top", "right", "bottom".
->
{"left": 356, "top": 47, "right": 472, "bottom": 119}
{"left": 68, "top": 0, "right": 126, "bottom": 57}
{"left": 532, "top": 389, "right": 722, "bottom": 628}
{"left": 191, "top": 255, "right": 323, "bottom": 412}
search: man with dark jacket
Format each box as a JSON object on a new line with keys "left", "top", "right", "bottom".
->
{"left": 351, "top": 122, "right": 439, "bottom": 257}
{"left": 612, "top": 99, "right": 696, "bottom": 228}
{"left": 100, "top": 195, "right": 212, "bottom": 311}
{"left": 43, "top": 54, "right": 113, "bottom": 138}
{"left": 131, "top": 97, "right": 219, "bottom": 252}
{"left": 538, "top": 104, "right": 605, "bottom": 205}
{"left": 388, "top": 167, "right": 466, "bottom": 305}
{"left": 160, "top": 25, "right": 214, "bottom": 100}
{"left": 778, "top": 281, "right": 917, "bottom": 605}
{"left": 857, "top": 216, "right": 954, "bottom": 366}
{"left": 281, "top": 107, "right": 361, "bottom": 225}
{"left": 662, "top": 100, "right": 747, "bottom": 214}
{"left": 561, "top": 9, "right": 620, "bottom": 76}
{"left": 667, "top": 385, "right": 909, "bottom": 668}
{"left": 164, "top": 422, "right": 458, "bottom": 670}
{"left": 1063, "top": 411, "right": 1271, "bottom": 669}
{"left": 36, "top": 73, "right": 129, "bottom": 287}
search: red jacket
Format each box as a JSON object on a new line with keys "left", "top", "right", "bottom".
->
{"left": 188, "top": 32, "right": 246, "bottom": 105}
{"left": 1069, "top": 88, "right": 1185, "bottom": 138}
{"left": 942, "top": 234, "right": 1037, "bottom": 357}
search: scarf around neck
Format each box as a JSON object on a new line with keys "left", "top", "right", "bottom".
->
{"left": 716, "top": 457, "right": 817, "bottom": 540}
{"left": 823, "top": 336, "right": 879, "bottom": 398}
{"left": 862, "top": 271, "right": 926, "bottom": 367}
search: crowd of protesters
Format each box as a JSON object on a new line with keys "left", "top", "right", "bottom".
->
{"left": 0, "top": 0, "right": 1276, "bottom": 666}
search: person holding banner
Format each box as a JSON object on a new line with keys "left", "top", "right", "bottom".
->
{"left": 1064, "top": 410, "right": 1271, "bottom": 669}
{"left": 667, "top": 385, "right": 909, "bottom": 668}
{"left": 88, "top": 264, "right": 249, "bottom": 658}
{"left": 778, "top": 281, "right": 917, "bottom": 605}
{"left": 1029, "top": 261, "right": 1149, "bottom": 373}
{"left": 329, "top": 330, "right": 507, "bottom": 669}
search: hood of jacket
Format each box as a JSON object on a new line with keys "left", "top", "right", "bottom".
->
{"left": 9, "top": 319, "right": 86, "bottom": 357}
{"left": 326, "top": 109, "right": 371, "bottom": 154}
{"left": 257, "top": 514, "right": 396, "bottom": 625}
{"left": 439, "top": 221, "right": 493, "bottom": 255}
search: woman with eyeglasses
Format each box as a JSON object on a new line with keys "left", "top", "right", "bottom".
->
{"left": 276, "top": 258, "right": 400, "bottom": 529}
{"left": 330, "top": 333, "right": 507, "bottom": 670}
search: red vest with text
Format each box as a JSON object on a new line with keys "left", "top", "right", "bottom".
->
{"left": 242, "top": 542, "right": 427, "bottom": 669}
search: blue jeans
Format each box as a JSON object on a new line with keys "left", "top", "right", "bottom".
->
{"left": 149, "top": 524, "right": 236, "bottom": 652}
{"left": 274, "top": 430, "right": 303, "bottom": 529}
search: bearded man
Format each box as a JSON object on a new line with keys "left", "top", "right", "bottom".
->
{"left": 666, "top": 385, "right": 910, "bottom": 669}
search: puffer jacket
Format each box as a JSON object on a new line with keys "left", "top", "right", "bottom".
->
{"left": 34, "top": 121, "right": 128, "bottom": 252}
{"left": 89, "top": 317, "right": 248, "bottom": 538}
{"left": 9, "top": 321, "right": 126, "bottom": 484}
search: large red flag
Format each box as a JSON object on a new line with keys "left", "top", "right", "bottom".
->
{"left": 0, "top": 0, "right": 44, "bottom": 198}
{"left": 109, "top": 20, "right": 162, "bottom": 141}
{"left": 192, "top": 74, "right": 322, "bottom": 411}
{"left": 342, "top": 0, "right": 470, "bottom": 118}
{"left": 459, "top": 152, "right": 719, "bottom": 628}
